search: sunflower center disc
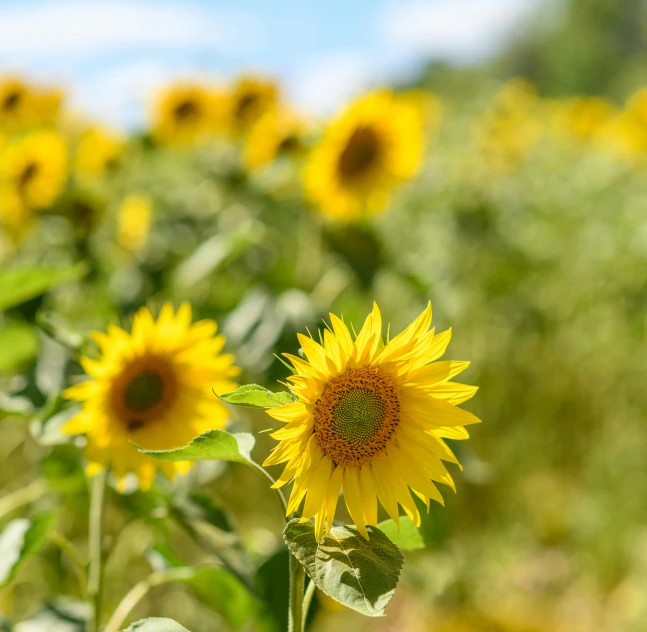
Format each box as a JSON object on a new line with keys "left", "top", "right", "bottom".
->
{"left": 314, "top": 367, "right": 400, "bottom": 467}
{"left": 174, "top": 100, "right": 199, "bottom": 121}
{"left": 123, "top": 370, "right": 166, "bottom": 414}
{"left": 338, "top": 126, "right": 381, "bottom": 180}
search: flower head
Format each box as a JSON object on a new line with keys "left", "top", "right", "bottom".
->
{"left": 303, "top": 90, "right": 424, "bottom": 221}
{"left": 117, "top": 193, "right": 152, "bottom": 253}
{"left": 152, "top": 82, "right": 228, "bottom": 146}
{"left": 265, "top": 303, "right": 480, "bottom": 541}
{"left": 244, "top": 108, "right": 306, "bottom": 170}
{"left": 63, "top": 304, "right": 240, "bottom": 491}
{"left": 229, "top": 76, "right": 279, "bottom": 135}
{"left": 0, "top": 130, "right": 68, "bottom": 237}
{"left": 75, "top": 127, "right": 123, "bottom": 180}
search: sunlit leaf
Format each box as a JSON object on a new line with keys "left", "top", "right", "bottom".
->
{"left": 0, "top": 511, "right": 56, "bottom": 587}
{"left": 138, "top": 429, "right": 255, "bottom": 465}
{"left": 218, "top": 384, "right": 295, "bottom": 409}
{"left": 284, "top": 519, "right": 403, "bottom": 617}
{"left": 0, "top": 323, "right": 39, "bottom": 375}
{"left": 0, "top": 265, "right": 86, "bottom": 311}
{"left": 376, "top": 516, "right": 425, "bottom": 550}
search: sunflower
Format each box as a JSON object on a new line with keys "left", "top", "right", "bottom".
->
{"left": 75, "top": 127, "right": 123, "bottom": 180}
{"left": 243, "top": 108, "right": 306, "bottom": 170}
{"left": 117, "top": 193, "right": 152, "bottom": 253}
{"left": 0, "top": 77, "right": 31, "bottom": 129}
{"left": 0, "top": 130, "right": 68, "bottom": 234}
{"left": 303, "top": 90, "right": 424, "bottom": 222}
{"left": 550, "top": 96, "right": 615, "bottom": 141}
{"left": 265, "top": 302, "right": 480, "bottom": 541}
{"left": 152, "top": 82, "right": 227, "bottom": 146}
{"left": 229, "top": 76, "right": 279, "bottom": 134}
{"left": 63, "top": 304, "right": 240, "bottom": 491}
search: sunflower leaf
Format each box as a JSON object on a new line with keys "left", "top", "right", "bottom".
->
{"left": 376, "top": 516, "right": 425, "bottom": 550}
{"left": 218, "top": 384, "right": 296, "bottom": 409}
{"left": 0, "top": 511, "right": 57, "bottom": 587}
{"left": 121, "top": 618, "right": 191, "bottom": 632}
{"left": 137, "top": 430, "right": 256, "bottom": 465}
{"left": 0, "top": 323, "right": 39, "bottom": 375}
{"left": 0, "top": 264, "right": 87, "bottom": 311}
{"left": 284, "top": 518, "right": 403, "bottom": 617}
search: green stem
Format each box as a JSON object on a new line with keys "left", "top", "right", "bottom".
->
{"left": 288, "top": 553, "right": 305, "bottom": 632}
{"left": 104, "top": 568, "right": 196, "bottom": 632}
{"left": 302, "top": 579, "right": 316, "bottom": 628}
{"left": 251, "top": 461, "right": 288, "bottom": 516}
{"left": 0, "top": 479, "right": 47, "bottom": 521}
{"left": 87, "top": 468, "right": 107, "bottom": 632}
{"left": 49, "top": 531, "right": 88, "bottom": 597}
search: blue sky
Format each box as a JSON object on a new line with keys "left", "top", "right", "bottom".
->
{"left": 0, "top": 0, "right": 541, "bottom": 128}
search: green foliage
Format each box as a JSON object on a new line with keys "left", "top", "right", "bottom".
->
{"left": 0, "top": 511, "right": 56, "bottom": 587}
{"left": 0, "top": 323, "right": 39, "bottom": 375}
{"left": 377, "top": 516, "right": 425, "bottom": 551}
{"left": 284, "top": 519, "right": 403, "bottom": 617}
{"left": 0, "top": 265, "right": 86, "bottom": 311}
{"left": 138, "top": 430, "right": 256, "bottom": 465}
{"left": 122, "top": 619, "right": 191, "bottom": 632}
{"left": 218, "top": 384, "right": 296, "bottom": 408}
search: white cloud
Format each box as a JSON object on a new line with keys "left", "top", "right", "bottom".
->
{"left": 287, "top": 53, "right": 384, "bottom": 116}
{"left": 0, "top": 1, "right": 256, "bottom": 58}
{"left": 378, "top": 0, "right": 538, "bottom": 62}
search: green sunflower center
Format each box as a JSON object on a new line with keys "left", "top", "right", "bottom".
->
{"left": 314, "top": 367, "right": 400, "bottom": 467}
{"left": 338, "top": 126, "right": 382, "bottom": 181}
{"left": 332, "top": 388, "right": 387, "bottom": 445}
{"left": 123, "top": 370, "right": 166, "bottom": 414}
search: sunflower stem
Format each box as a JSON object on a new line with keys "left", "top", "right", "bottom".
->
{"left": 87, "top": 468, "right": 107, "bottom": 632}
{"left": 302, "top": 578, "right": 316, "bottom": 628}
{"left": 288, "top": 552, "right": 306, "bottom": 632}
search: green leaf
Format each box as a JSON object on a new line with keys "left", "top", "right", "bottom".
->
{"left": 182, "top": 566, "right": 260, "bottom": 629}
{"left": 122, "top": 619, "right": 191, "bottom": 632}
{"left": 0, "top": 265, "right": 86, "bottom": 311}
{"left": 284, "top": 519, "right": 403, "bottom": 617}
{"left": 138, "top": 429, "right": 255, "bottom": 465}
{"left": 0, "top": 323, "right": 39, "bottom": 374}
{"left": 0, "top": 511, "right": 56, "bottom": 587}
{"left": 376, "top": 516, "right": 425, "bottom": 551}
{"left": 218, "top": 384, "right": 295, "bottom": 409}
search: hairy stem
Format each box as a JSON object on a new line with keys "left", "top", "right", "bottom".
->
{"left": 87, "top": 468, "right": 107, "bottom": 632}
{"left": 288, "top": 553, "right": 306, "bottom": 632}
{"left": 302, "top": 579, "right": 316, "bottom": 628}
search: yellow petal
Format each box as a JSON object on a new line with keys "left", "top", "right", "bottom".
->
{"left": 343, "top": 468, "right": 369, "bottom": 539}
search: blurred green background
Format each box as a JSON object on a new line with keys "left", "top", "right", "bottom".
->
{"left": 2, "top": 0, "right": 647, "bottom": 630}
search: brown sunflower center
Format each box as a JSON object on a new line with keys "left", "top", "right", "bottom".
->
{"left": 314, "top": 367, "right": 400, "bottom": 467}
{"left": 235, "top": 92, "right": 260, "bottom": 123}
{"left": 338, "top": 126, "right": 382, "bottom": 181}
{"left": 18, "top": 162, "right": 39, "bottom": 192}
{"left": 277, "top": 134, "right": 302, "bottom": 156}
{"left": 2, "top": 91, "right": 21, "bottom": 112}
{"left": 112, "top": 358, "right": 177, "bottom": 433}
{"left": 174, "top": 99, "right": 199, "bottom": 122}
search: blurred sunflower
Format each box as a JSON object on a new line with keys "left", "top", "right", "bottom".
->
{"left": 551, "top": 96, "right": 615, "bottom": 141}
{"left": 152, "top": 82, "right": 227, "bottom": 146}
{"left": 0, "top": 130, "right": 68, "bottom": 234}
{"left": 265, "top": 302, "right": 480, "bottom": 541}
{"left": 0, "top": 77, "right": 31, "bottom": 129}
{"left": 303, "top": 90, "right": 424, "bottom": 221}
{"left": 601, "top": 89, "right": 647, "bottom": 159}
{"left": 474, "top": 79, "right": 542, "bottom": 171}
{"left": 63, "top": 304, "right": 240, "bottom": 491}
{"left": 229, "top": 76, "right": 278, "bottom": 134}
{"left": 75, "top": 127, "right": 123, "bottom": 180}
{"left": 244, "top": 108, "right": 306, "bottom": 170}
{"left": 31, "top": 87, "right": 64, "bottom": 127}
{"left": 117, "top": 193, "right": 152, "bottom": 253}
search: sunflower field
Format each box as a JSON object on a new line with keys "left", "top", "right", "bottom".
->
{"left": 2, "top": 27, "right": 647, "bottom": 632}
